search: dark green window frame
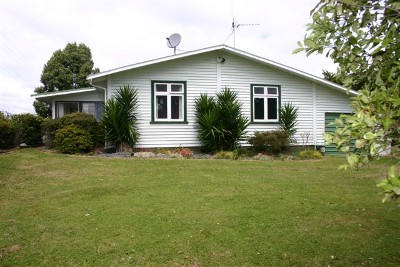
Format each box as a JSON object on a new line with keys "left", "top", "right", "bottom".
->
{"left": 151, "top": 80, "right": 188, "bottom": 124}
{"left": 250, "top": 84, "right": 281, "bottom": 124}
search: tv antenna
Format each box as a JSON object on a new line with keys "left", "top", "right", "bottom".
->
{"left": 230, "top": 18, "right": 259, "bottom": 48}
{"left": 166, "top": 33, "right": 181, "bottom": 55}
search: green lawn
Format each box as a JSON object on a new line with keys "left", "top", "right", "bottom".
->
{"left": 1, "top": 149, "right": 399, "bottom": 266}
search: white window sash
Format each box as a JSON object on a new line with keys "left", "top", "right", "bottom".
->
{"left": 154, "top": 83, "right": 184, "bottom": 121}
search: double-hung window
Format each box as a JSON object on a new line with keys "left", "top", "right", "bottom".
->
{"left": 152, "top": 81, "right": 187, "bottom": 123}
{"left": 251, "top": 84, "right": 280, "bottom": 123}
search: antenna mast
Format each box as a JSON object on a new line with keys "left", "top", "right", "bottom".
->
{"left": 231, "top": 18, "right": 259, "bottom": 48}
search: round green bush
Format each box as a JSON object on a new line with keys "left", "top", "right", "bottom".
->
{"left": 248, "top": 130, "right": 290, "bottom": 155}
{"left": 53, "top": 125, "right": 93, "bottom": 154}
{"left": 42, "top": 113, "right": 103, "bottom": 148}
{"left": 59, "top": 113, "right": 104, "bottom": 146}
{"left": 299, "top": 149, "right": 323, "bottom": 159}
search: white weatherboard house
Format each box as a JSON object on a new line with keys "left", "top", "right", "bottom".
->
{"left": 36, "top": 45, "right": 357, "bottom": 152}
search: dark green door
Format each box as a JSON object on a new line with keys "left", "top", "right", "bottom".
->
{"left": 324, "top": 113, "right": 343, "bottom": 155}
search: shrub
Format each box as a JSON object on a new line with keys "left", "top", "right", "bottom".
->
{"left": 299, "top": 149, "right": 323, "bottom": 159}
{"left": 53, "top": 125, "right": 93, "bottom": 154}
{"left": 248, "top": 130, "right": 290, "bottom": 155}
{"left": 0, "top": 112, "right": 17, "bottom": 149}
{"left": 102, "top": 85, "right": 139, "bottom": 151}
{"left": 215, "top": 150, "right": 240, "bottom": 160}
{"left": 59, "top": 113, "right": 103, "bottom": 146}
{"left": 195, "top": 88, "right": 249, "bottom": 152}
{"left": 41, "top": 118, "right": 61, "bottom": 148}
{"left": 12, "top": 113, "right": 43, "bottom": 146}
{"left": 42, "top": 113, "right": 103, "bottom": 148}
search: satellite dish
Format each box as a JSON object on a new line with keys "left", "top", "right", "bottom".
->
{"left": 166, "top": 33, "right": 181, "bottom": 54}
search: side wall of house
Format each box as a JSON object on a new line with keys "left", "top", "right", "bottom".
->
{"left": 108, "top": 51, "right": 352, "bottom": 148}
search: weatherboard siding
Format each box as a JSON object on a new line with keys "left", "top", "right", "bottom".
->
{"left": 106, "top": 50, "right": 352, "bottom": 148}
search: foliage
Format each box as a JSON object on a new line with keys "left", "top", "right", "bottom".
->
{"left": 0, "top": 112, "right": 17, "bottom": 149}
{"left": 59, "top": 113, "right": 103, "bottom": 146}
{"left": 248, "top": 130, "right": 290, "bottom": 155}
{"left": 33, "top": 99, "right": 52, "bottom": 118}
{"left": 102, "top": 85, "right": 139, "bottom": 151}
{"left": 322, "top": 70, "right": 367, "bottom": 91}
{"left": 376, "top": 165, "right": 400, "bottom": 203}
{"left": 194, "top": 88, "right": 249, "bottom": 152}
{"left": 42, "top": 113, "right": 103, "bottom": 148}
{"left": 40, "top": 43, "right": 98, "bottom": 92}
{"left": 11, "top": 113, "right": 43, "bottom": 147}
{"left": 299, "top": 149, "right": 323, "bottom": 160}
{"left": 53, "top": 125, "right": 93, "bottom": 154}
{"left": 33, "top": 42, "right": 99, "bottom": 116}
{"left": 154, "top": 147, "right": 194, "bottom": 158}
{"left": 215, "top": 150, "right": 240, "bottom": 160}
{"left": 278, "top": 102, "right": 298, "bottom": 142}
{"left": 296, "top": 0, "right": 400, "bottom": 202}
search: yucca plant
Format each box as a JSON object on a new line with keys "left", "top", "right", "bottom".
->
{"left": 195, "top": 88, "right": 249, "bottom": 152}
{"left": 279, "top": 102, "right": 299, "bottom": 143}
{"left": 102, "top": 85, "right": 139, "bottom": 151}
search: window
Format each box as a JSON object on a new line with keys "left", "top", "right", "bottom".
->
{"left": 56, "top": 102, "right": 104, "bottom": 120}
{"left": 57, "top": 102, "right": 79, "bottom": 118}
{"left": 251, "top": 84, "right": 280, "bottom": 123}
{"left": 152, "top": 81, "right": 187, "bottom": 123}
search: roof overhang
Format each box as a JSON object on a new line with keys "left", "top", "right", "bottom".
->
{"left": 87, "top": 44, "right": 358, "bottom": 97}
{"left": 31, "top": 87, "right": 100, "bottom": 104}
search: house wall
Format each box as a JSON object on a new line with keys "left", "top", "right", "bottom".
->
{"left": 107, "top": 51, "right": 352, "bottom": 148}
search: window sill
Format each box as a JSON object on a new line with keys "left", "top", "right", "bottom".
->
{"left": 250, "top": 121, "right": 279, "bottom": 125}
{"left": 150, "top": 121, "right": 189, "bottom": 124}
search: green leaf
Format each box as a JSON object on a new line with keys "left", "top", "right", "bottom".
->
{"left": 355, "top": 139, "right": 365, "bottom": 149}
{"left": 363, "top": 132, "right": 375, "bottom": 140}
{"left": 292, "top": 47, "right": 305, "bottom": 54}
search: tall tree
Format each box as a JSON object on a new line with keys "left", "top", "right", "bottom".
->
{"left": 295, "top": 0, "right": 400, "bottom": 202}
{"left": 33, "top": 42, "right": 99, "bottom": 117}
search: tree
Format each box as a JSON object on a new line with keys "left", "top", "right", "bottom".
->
{"left": 33, "top": 42, "right": 99, "bottom": 116}
{"left": 295, "top": 0, "right": 400, "bottom": 202}
{"left": 102, "top": 85, "right": 140, "bottom": 152}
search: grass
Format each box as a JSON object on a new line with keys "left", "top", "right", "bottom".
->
{"left": 0, "top": 148, "right": 399, "bottom": 266}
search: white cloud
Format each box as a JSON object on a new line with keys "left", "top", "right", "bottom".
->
{"left": 0, "top": 0, "right": 335, "bottom": 115}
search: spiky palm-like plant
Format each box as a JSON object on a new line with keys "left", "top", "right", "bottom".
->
{"left": 279, "top": 102, "right": 298, "bottom": 143}
{"left": 102, "top": 85, "right": 139, "bottom": 151}
{"left": 195, "top": 88, "right": 249, "bottom": 152}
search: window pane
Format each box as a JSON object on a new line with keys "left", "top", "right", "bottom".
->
{"left": 82, "top": 103, "right": 96, "bottom": 116}
{"left": 171, "top": 84, "right": 182, "bottom": 92}
{"left": 254, "top": 98, "right": 264, "bottom": 120}
{"left": 171, "top": 96, "right": 182, "bottom": 119}
{"left": 156, "top": 96, "right": 168, "bottom": 119}
{"left": 267, "top": 87, "right": 278, "bottom": 95}
{"left": 58, "top": 102, "right": 79, "bottom": 118}
{"left": 254, "top": 87, "right": 264, "bottom": 94}
{"left": 156, "top": 84, "right": 167, "bottom": 92}
{"left": 267, "top": 98, "right": 278, "bottom": 120}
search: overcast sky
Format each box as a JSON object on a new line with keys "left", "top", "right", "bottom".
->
{"left": 0, "top": 0, "right": 336, "bottom": 114}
